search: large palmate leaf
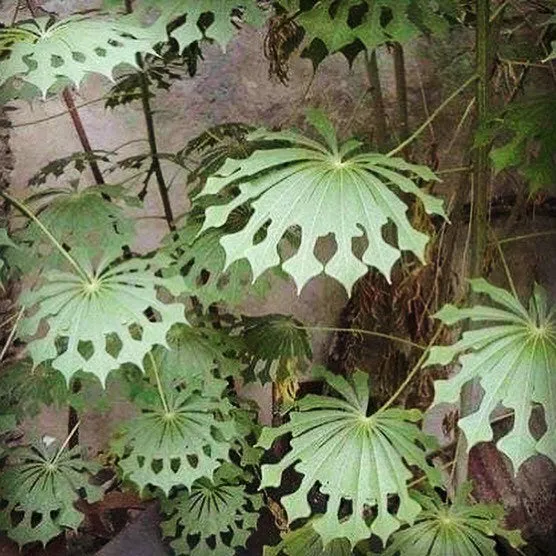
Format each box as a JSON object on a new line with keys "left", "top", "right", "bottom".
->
{"left": 0, "top": 15, "right": 158, "bottom": 98}
{"left": 162, "top": 463, "right": 262, "bottom": 555}
{"left": 264, "top": 519, "right": 353, "bottom": 556}
{"left": 113, "top": 384, "right": 236, "bottom": 495}
{"left": 0, "top": 441, "right": 102, "bottom": 547}
{"left": 138, "top": 0, "right": 268, "bottom": 52}
{"left": 425, "top": 279, "right": 556, "bottom": 471}
{"left": 257, "top": 369, "right": 441, "bottom": 547}
{"left": 382, "top": 483, "right": 524, "bottom": 556}
{"left": 485, "top": 96, "right": 556, "bottom": 193}
{"left": 18, "top": 254, "right": 188, "bottom": 386}
{"left": 198, "top": 110, "right": 445, "bottom": 295}
{"left": 271, "top": 0, "right": 459, "bottom": 70}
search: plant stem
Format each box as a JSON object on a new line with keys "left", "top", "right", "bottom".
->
{"left": 52, "top": 420, "right": 81, "bottom": 465}
{"left": 295, "top": 324, "right": 426, "bottom": 351}
{"left": 490, "top": 228, "right": 517, "bottom": 297}
{"left": 392, "top": 43, "right": 409, "bottom": 142}
{"left": 364, "top": 49, "right": 388, "bottom": 151}
{"left": 456, "top": 0, "right": 492, "bottom": 489}
{"left": 62, "top": 89, "right": 105, "bottom": 186}
{"left": 376, "top": 325, "right": 444, "bottom": 413}
{"left": 0, "top": 306, "right": 24, "bottom": 362}
{"left": 496, "top": 229, "right": 556, "bottom": 245}
{"left": 125, "top": 0, "right": 175, "bottom": 231}
{"left": 387, "top": 75, "right": 478, "bottom": 158}
{"left": 148, "top": 352, "right": 170, "bottom": 414}
{"left": 0, "top": 190, "right": 90, "bottom": 281}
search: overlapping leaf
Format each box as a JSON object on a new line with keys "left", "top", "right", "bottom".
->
{"left": 256, "top": 369, "right": 441, "bottom": 547}
{"left": 198, "top": 109, "right": 445, "bottom": 295}
{"left": 382, "top": 483, "right": 524, "bottom": 556}
{"left": 113, "top": 384, "right": 236, "bottom": 495}
{"left": 0, "top": 441, "right": 102, "bottom": 547}
{"left": 239, "top": 314, "right": 312, "bottom": 405}
{"left": 148, "top": 323, "right": 243, "bottom": 396}
{"left": 272, "top": 0, "right": 459, "bottom": 68}
{"left": 138, "top": 0, "right": 268, "bottom": 52}
{"left": 0, "top": 15, "right": 159, "bottom": 98}
{"left": 162, "top": 463, "right": 262, "bottom": 555}
{"left": 18, "top": 253, "right": 188, "bottom": 386}
{"left": 161, "top": 218, "right": 271, "bottom": 308}
{"left": 11, "top": 185, "right": 136, "bottom": 270}
{"left": 425, "top": 279, "right": 556, "bottom": 471}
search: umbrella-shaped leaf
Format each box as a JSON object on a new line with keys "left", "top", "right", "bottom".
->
{"left": 162, "top": 463, "right": 262, "bottom": 555}
{"left": 256, "top": 369, "right": 441, "bottom": 547}
{"left": 0, "top": 441, "right": 102, "bottom": 547}
{"left": 382, "top": 483, "right": 524, "bottom": 556}
{"left": 18, "top": 254, "right": 188, "bottom": 387}
{"left": 113, "top": 384, "right": 237, "bottom": 495}
{"left": 425, "top": 279, "right": 556, "bottom": 472}
{"left": 198, "top": 110, "right": 445, "bottom": 295}
{"left": 0, "top": 15, "right": 159, "bottom": 98}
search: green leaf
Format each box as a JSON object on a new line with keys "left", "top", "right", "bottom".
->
{"left": 149, "top": 323, "right": 243, "bottom": 396}
{"left": 256, "top": 369, "right": 441, "bottom": 547}
{"left": 11, "top": 185, "right": 135, "bottom": 270}
{"left": 162, "top": 463, "right": 262, "bottom": 555}
{"left": 0, "top": 440, "right": 102, "bottom": 547}
{"left": 161, "top": 218, "right": 271, "bottom": 308}
{"left": 425, "top": 279, "right": 556, "bottom": 472}
{"left": 113, "top": 383, "right": 236, "bottom": 495}
{"left": 0, "top": 15, "right": 159, "bottom": 98}
{"left": 239, "top": 314, "right": 312, "bottom": 392}
{"left": 136, "top": 0, "right": 268, "bottom": 51}
{"left": 276, "top": 0, "right": 455, "bottom": 65}
{"left": 382, "top": 483, "right": 524, "bottom": 556}
{"left": 18, "top": 254, "right": 188, "bottom": 387}
{"left": 197, "top": 110, "right": 444, "bottom": 295}
{"left": 488, "top": 96, "right": 556, "bottom": 193}
{"left": 264, "top": 519, "right": 353, "bottom": 556}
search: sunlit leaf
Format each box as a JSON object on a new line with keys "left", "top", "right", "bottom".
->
{"left": 198, "top": 109, "right": 444, "bottom": 295}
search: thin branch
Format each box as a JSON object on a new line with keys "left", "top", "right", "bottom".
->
{"left": 495, "top": 229, "right": 556, "bottom": 245}
{"left": 490, "top": 228, "right": 518, "bottom": 297}
{"left": 387, "top": 75, "right": 478, "bottom": 157}
{"left": 295, "top": 324, "right": 426, "bottom": 351}
{"left": 0, "top": 306, "right": 24, "bottom": 362}
{"left": 377, "top": 326, "right": 445, "bottom": 413}
{"left": 62, "top": 89, "right": 105, "bottom": 186}
{"left": 52, "top": 420, "right": 81, "bottom": 466}
{"left": 148, "top": 351, "right": 170, "bottom": 414}
{"left": 11, "top": 95, "right": 111, "bottom": 129}
{"left": 0, "top": 190, "right": 91, "bottom": 282}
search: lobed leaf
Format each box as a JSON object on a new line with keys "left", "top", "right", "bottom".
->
{"left": 0, "top": 441, "right": 102, "bottom": 547}
{"left": 198, "top": 110, "right": 444, "bottom": 295}
{"left": 426, "top": 279, "right": 556, "bottom": 472}
{"left": 18, "top": 253, "right": 188, "bottom": 387}
{"left": 113, "top": 384, "right": 237, "bottom": 495}
{"left": 256, "top": 369, "right": 441, "bottom": 547}
{"left": 0, "top": 15, "right": 159, "bottom": 98}
{"left": 162, "top": 463, "right": 262, "bottom": 555}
